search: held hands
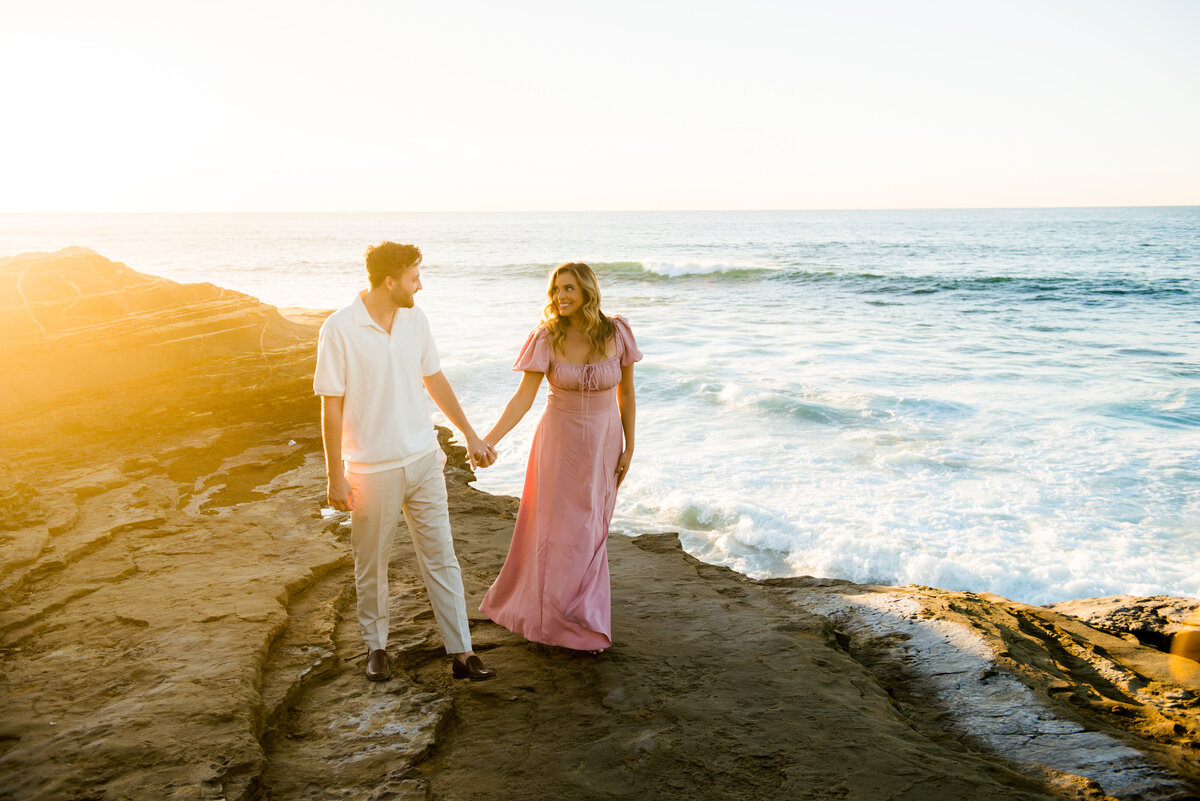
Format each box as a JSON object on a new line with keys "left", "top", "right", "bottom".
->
{"left": 327, "top": 475, "right": 356, "bottom": 512}
{"left": 615, "top": 448, "right": 633, "bottom": 488}
{"left": 466, "top": 433, "right": 498, "bottom": 470}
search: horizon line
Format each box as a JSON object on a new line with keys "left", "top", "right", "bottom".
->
{"left": 1, "top": 203, "right": 1198, "bottom": 215}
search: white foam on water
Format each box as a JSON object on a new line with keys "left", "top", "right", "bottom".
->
{"left": 639, "top": 258, "right": 781, "bottom": 277}
{"left": 597, "top": 363, "right": 1200, "bottom": 605}
{"left": 4, "top": 209, "right": 1197, "bottom": 606}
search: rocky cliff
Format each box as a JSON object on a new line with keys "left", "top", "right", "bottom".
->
{"left": 0, "top": 250, "right": 1196, "bottom": 801}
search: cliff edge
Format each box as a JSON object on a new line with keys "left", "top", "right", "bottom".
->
{"left": 0, "top": 250, "right": 1195, "bottom": 801}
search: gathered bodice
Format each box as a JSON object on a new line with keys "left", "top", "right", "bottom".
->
{"left": 511, "top": 316, "right": 642, "bottom": 415}
{"left": 545, "top": 355, "right": 622, "bottom": 414}
{"left": 547, "top": 354, "right": 623, "bottom": 393}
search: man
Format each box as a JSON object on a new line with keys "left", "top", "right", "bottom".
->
{"left": 314, "top": 241, "right": 496, "bottom": 682}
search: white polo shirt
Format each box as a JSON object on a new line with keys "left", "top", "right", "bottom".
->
{"left": 313, "top": 293, "right": 441, "bottom": 473}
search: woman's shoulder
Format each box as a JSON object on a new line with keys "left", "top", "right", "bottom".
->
{"left": 608, "top": 314, "right": 642, "bottom": 364}
{"left": 525, "top": 321, "right": 552, "bottom": 345}
{"left": 514, "top": 321, "right": 552, "bottom": 372}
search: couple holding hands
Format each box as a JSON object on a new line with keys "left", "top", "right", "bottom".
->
{"left": 314, "top": 242, "right": 641, "bottom": 682}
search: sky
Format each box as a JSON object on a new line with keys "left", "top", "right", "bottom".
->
{"left": 1, "top": 0, "right": 1197, "bottom": 212}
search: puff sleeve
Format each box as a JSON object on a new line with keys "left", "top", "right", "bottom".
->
{"left": 613, "top": 316, "right": 643, "bottom": 366}
{"left": 513, "top": 325, "right": 551, "bottom": 373}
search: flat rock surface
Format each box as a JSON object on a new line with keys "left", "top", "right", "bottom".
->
{"left": 1, "top": 250, "right": 1197, "bottom": 801}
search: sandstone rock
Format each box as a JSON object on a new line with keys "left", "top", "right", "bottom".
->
{"left": 2, "top": 250, "right": 1197, "bottom": 801}
{"left": 0, "top": 248, "right": 311, "bottom": 419}
{"left": 1049, "top": 595, "right": 1200, "bottom": 653}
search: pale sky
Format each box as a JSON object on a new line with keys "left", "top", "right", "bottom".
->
{"left": 1, "top": 0, "right": 1197, "bottom": 212}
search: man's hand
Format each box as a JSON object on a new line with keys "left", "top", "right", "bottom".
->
{"left": 466, "top": 433, "right": 497, "bottom": 469}
{"left": 327, "top": 475, "right": 356, "bottom": 511}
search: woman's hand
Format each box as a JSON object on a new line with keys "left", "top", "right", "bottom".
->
{"left": 615, "top": 448, "right": 633, "bottom": 488}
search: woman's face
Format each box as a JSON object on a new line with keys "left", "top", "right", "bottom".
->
{"left": 551, "top": 271, "right": 584, "bottom": 318}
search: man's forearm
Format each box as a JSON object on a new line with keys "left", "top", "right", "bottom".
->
{"left": 320, "top": 395, "right": 356, "bottom": 510}
{"left": 423, "top": 371, "right": 479, "bottom": 439}
{"left": 321, "top": 396, "right": 346, "bottom": 476}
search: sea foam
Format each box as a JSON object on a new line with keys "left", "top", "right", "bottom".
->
{"left": 4, "top": 208, "right": 1197, "bottom": 604}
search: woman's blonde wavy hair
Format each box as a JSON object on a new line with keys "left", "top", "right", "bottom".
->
{"left": 542, "top": 262, "right": 615, "bottom": 359}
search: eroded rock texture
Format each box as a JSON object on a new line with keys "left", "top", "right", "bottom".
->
{"left": 0, "top": 250, "right": 1196, "bottom": 801}
{"left": 1050, "top": 596, "right": 1200, "bottom": 654}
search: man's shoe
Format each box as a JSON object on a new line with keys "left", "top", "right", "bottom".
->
{"left": 452, "top": 654, "right": 496, "bottom": 681}
{"left": 365, "top": 648, "right": 392, "bottom": 682}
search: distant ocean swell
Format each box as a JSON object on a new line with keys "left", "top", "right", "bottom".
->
{"left": 585, "top": 261, "right": 1199, "bottom": 302}
{"left": 493, "top": 260, "right": 782, "bottom": 280}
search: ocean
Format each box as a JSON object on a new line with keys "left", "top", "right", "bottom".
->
{"left": 2, "top": 208, "right": 1197, "bottom": 605}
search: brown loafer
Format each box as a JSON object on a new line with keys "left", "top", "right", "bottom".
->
{"left": 365, "top": 648, "right": 392, "bottom": 682}
{"left": 451, "top": 654, "right": 496, "bottom": 681}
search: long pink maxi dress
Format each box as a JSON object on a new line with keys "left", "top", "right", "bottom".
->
{"left": 480, "top": 316, "right": 642, "bottom": 651}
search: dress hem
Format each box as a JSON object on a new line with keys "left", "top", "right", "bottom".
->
{"left": 480, "top": 603, "right": 612, "bottom": 652}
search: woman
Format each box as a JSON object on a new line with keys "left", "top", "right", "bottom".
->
{"left": 480, "top": 262, "right": 641, "bottom": 652}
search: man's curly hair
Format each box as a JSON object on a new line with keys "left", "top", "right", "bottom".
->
{"left": 364, "top": 242, "right": 422, "bottom": 287}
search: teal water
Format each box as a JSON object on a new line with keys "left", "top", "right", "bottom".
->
{"left": 3, "top": 208, "right": 1197, "bottom": 603}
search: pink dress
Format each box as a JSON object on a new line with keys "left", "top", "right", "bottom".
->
{"left": 480, "top": 316, "right": 642, "bottom": 651}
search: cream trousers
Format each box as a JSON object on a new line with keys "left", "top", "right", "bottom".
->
{"left": 346, "top": 449, "right": 471, "bottom": 654}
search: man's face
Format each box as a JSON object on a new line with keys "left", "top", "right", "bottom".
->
{"left": 385, "top": 263, "right": 422, "bottom": 308}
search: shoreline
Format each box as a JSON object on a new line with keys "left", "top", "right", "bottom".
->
{"left": 1, "top": 249, "right": 1197, "bottom": 800}
{"left": 6, "top": 230, "right": 1194, "bottom": 608}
